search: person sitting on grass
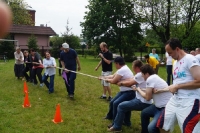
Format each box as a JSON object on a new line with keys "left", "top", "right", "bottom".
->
{"left": 107, "top": 60, "right": 153, "bottom": 132}
{"left": 103, "top": 57, "right": 136, "bottom": 122}
{"left": 135, "top": 64, "right": 172, "bottom": 133}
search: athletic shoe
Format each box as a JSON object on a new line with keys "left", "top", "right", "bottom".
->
{"left": 107, "top": 124, "right": 113, "bottom": 128}
{"left": 40, "top": 83, "right": 44, "bottom": 87}
{"left": 100, "top": 96, "right": 106, "bottom": 99}
{"left": 69, "top": 94, "right": 74, "bottom": 98}
{"left": 107, "top": 127, "right": 122, "bottom": 132}
{"left": 107, "top": 96, "right": 112, "bottom": 101}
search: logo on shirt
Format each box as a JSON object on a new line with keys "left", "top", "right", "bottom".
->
{"left": 147, "top": 82, "right": 149, "bottom": 85}
{"left": 193, "top": 60, "right": 196, "bottom": 63}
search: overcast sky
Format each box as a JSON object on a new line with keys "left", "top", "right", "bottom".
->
{"left": 25, "top": 0, "right": 89, "bottom": 36}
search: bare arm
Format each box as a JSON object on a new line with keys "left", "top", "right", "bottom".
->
{"left": 99, "top": 53, "right": 112, "bottom": 64}
{"left": 95, "top": 60, "right": 102, "bottom": 71}
{"left": 105, "top": 74, "right": 122, "bottom": 84}
{"left": 135, "top": 87, "right": 153, "bottom": 101}
{"left": 117, "top": 78, "right": 137, "bottom": 87}
{"left": 76, "top": 57, "right": 81, "bottom": 71}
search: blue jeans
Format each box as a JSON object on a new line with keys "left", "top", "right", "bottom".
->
{"left": 141, "top": 105, "right": 165, "bottom": 133}
{"left": 64, "top": 71, "right": 76, "bottom": 95}
{"left": 166, "top": 65, "right": 173, "bottom": 85}
{"left": 106, "top": 91, "right": 136, "bottom": 120}
{"left": 113, "top": 98, "right": 151, "bottom": 130}
{"left": 42, "top": 74, "right": 55, "bottom": 93}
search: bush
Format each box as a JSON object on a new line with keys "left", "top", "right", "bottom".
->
{"left": 124, "top": 55, "right": 137, "bottom": 62}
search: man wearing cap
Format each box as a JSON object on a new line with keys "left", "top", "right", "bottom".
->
{"left": 60, "top": 42, "right": 81, "bottom": 98}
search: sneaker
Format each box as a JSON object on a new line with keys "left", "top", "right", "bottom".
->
{"left": 40, "top": 83, "right": 44, "bottom": 87}
{"left": 69, "top": 94, "right": 74, "bottom": 98}
{"left": 107, "top": 96, "right": 112, "bottom": 101}
{"left": 107, "top": 124, "right": 113, "bottom": 128}
{"left": 100, "top": 96, "right": 106, "bottom": 99}
{"left": 107, "top": 127, "right": 122, "bottom": 132}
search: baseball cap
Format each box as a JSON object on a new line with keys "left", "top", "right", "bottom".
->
{"left": 62, "top": 42, "right": 69, "bottom": 48}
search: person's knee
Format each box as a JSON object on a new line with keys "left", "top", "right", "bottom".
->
{"left": 148, "top": 125, "right": 159, "bottom": 133}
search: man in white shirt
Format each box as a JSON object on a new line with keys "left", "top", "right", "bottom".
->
{"left": 158, "top": 38, "right": 200, "bottom": 133}
{"left": 103, "top": 57, "right": 135, "bottom": 124}
{"left": 135, "top": 64, "right": 172, "bottom": 133}
{"left": 195, "top": 48, "right": 200, "bottom": 63}
{"left": 42, "top": 51, "right": 56, "bottom": 94}
{"left": 165, "top": 52, "right": 173, "bottom": 85}
{"left": 107, "top": 60, "right": 152, "bottom": 132}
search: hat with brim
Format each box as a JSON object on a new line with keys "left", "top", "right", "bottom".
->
{"left": 62, "top": 43, "right": 69, "bottom": 48}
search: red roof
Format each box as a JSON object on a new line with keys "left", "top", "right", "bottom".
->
{"left": 9, "top": 25, "right": 57, "bottom": 36}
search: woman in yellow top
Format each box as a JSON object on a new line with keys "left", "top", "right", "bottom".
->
{"left": 144, "top": 55, "right": 159, "bottom": 74}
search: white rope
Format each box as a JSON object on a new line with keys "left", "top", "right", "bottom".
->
{"left": 25, "top": 62, "right": 106, "bottom": 80}
{"left": 56, "top": 67, "right": 102, "bottom": 79}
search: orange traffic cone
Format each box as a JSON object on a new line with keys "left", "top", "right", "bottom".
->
{"left": 23, "top": 81, "right": 28, "bottom": 94}
{"left": 22, "top": 93, "right": 31, "bottom": 108}
{"left": 52, "top": 104, "right": 63, "bottom": 123}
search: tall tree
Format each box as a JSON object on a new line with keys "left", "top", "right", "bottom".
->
{"left": 81, "top": 0, "right": 143, "bottom": 57}
{"left": 132, "top": 0, "right": 200, "bottom": 43}
{"left": 7, "top": 0, "right": 33, "bottom": 25}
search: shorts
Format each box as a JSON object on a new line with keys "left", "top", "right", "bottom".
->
{"left": 157, "top": 96, "right": 200, "bottom": 133}
{"left": 101, "top": 71, "right": 112, "bottom": 86}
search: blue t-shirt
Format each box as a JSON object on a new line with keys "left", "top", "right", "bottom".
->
{"left": 60, "top": 49, "right": 77, "bottom": 70}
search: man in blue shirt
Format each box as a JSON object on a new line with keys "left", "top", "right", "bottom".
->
{"left": 60, "top": 42, "right": 81, "bottom": 98}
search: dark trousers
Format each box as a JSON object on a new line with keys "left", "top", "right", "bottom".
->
{"left": 59, "top": 60, "right": 62, "bottom": 75}
{"left": 32, "top": 68, "right": 43, "bottom": 84}
{"left": 22, "top": 67, "right": 32, "bottom": 81}
{"left": 166, "top": 65, "right": 173, "bottom": 85}
{"left": 64, "top": 71, "right": 76, "bottom": 95}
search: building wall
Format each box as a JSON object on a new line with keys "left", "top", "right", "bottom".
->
{"left": 28, "top": 10, "right": 36, "bottom": 25}
{"left": 14, "top": 34, "right": 50, "bottom": 50}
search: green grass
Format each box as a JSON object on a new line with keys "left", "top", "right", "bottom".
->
{"left": 0, "top": 57, "right": 180, "bottom": 133}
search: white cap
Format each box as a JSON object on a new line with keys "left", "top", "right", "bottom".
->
{"left": 62, "top": 42, "right": 69, "bottom": 48}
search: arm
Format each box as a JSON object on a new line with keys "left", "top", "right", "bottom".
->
{"left": 105, "top": 74, "right": 122, "bottom": 84}
{"left": 76, "top": 57, "right": 81, "bottom": 71}
{"left": 99, "top": 53, "right": 112, "bottom": 64}
{"left": 169, "top": 65, "right": 200, "bottom": 93}
{"left": 117, "top": 78, "right": 137, "bottom": 87}
{"left": 95, "top": 60, "right": 102, "bottom": 71}
{"left": 135, "top": 87, "right": 153, "bottom": 101}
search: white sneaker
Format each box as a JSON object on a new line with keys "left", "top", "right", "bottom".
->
{"left": 40, "top": 83, "right": 44, "bottom": 87}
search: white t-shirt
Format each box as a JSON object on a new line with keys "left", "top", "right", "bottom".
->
{"left": 43, "top": 57, "right": 56, "bottom": 76}
{"left": 134, "top": 72, "right": 153, "bottom": 104}
{"left": 173, "top": 54, "right": 200, "bottom": 98}
{"left": 165, "top": 52, "right": 173, "bottom": 65}
{"left": 146, "top": 74, "right": 173, "bottom": 108}
{"left": 117, "top": 65, "right": 134, "bottom": 92}
{"left": 195, "top": 54, "right": 200, "bottom": 63}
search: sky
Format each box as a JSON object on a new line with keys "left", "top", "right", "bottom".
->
{"left": 25, "top": 0, "right": 89, "bottom": 36}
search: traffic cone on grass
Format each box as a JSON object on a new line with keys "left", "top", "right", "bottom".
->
{"left": 22, "top": 93, "right": 31, "bottom": 108}
{"left": 23, "top": 81, "right": 28, "bottom": 94}
{"left": 52, "top": 104, "right": 63, "bottom": 123}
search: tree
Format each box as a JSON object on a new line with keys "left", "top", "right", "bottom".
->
{"left": 62, "top": 20, "right": 80, "bottom": 49}
{"left": 132, "top": 0, "right": 200, "bottom": 43}
{"left": 81, "top": 0, "right": 143, "bottom": 57}
{"left": 7, "top": 0, "right": 33, "bottom": 25}
{"left": 27, "top": 34, "right": 39, "bottom": 50}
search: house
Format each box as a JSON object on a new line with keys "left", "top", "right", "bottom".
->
{"left": 9, "top": 9, "right": 56, "bottom": 50}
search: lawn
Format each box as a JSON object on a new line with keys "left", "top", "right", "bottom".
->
{"left": 0, "top": 56, "right": 180, "bottom": 133}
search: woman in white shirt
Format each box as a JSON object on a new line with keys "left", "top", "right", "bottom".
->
{"left": 14, "top": 47, "right": 24, "bottom": 79}
{"left": 42, "top": 51, "right": 56, "bottom": 94}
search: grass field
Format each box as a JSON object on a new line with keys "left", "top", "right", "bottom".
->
{"left": 0, "top": 56, "right": 180, "bottom": 133}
